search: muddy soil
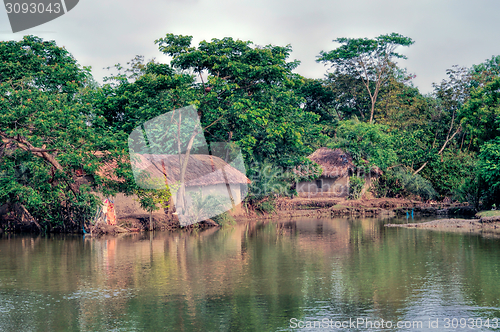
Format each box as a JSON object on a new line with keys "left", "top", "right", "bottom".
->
{"left": 234, "top": 197, "right": 471, "bottom": 221}
{"left": 385, "top": 217, "right": 500, "bottom": 238}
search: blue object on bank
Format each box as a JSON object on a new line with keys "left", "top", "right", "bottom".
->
{"left": 411, "top": 209, "right": 414, "bottom": 219}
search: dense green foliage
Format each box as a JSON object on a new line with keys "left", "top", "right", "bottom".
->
{"left": 1, "top": 32, "right": 500, "bottom": 230}
{"left": 479, "top": 137, "right": 500, "bottom": 206}
{"left": 0, "top": 36, "right": 126, "bottom": 231}
{"left": 375, "top": 167, "right": 437, "bottom": 200}
{"left": 328, "top": 119, "right": 398, "bottom": 170}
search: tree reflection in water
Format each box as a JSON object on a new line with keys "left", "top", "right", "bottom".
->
{"left": 0, "top": 218, "right": 499, "bottom": 331}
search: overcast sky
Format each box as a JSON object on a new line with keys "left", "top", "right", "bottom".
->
{"left": 1, "top": 0, "right": 500, "bottom": 94}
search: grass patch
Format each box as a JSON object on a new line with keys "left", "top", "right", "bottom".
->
{"left": 476, "top": 210, "right": 500, "bottom": 218}
{"left": 212, "top": 211, "right": 236, "bottom": 226}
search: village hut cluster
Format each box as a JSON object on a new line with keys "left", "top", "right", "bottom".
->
{"left": 93, "top": 148, "right": 381, "bottom": 222}
{"left": 0, "top": 147, "right": 383, "bottom": 229}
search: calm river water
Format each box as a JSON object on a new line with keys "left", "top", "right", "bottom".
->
{"left": 1, "top": 217, "right": 499, "bottom": 331}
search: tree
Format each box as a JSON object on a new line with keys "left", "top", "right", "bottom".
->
{"left": 317, "top": 33, "right": 414, "bottom": 123}
{"left": 410, "top": 66, "right": 472, "bottom": 176}
{"left": 298, "top": 75, "right": 370, "bottom": 129}
{"left": 0, "top": 35, "right": 87, "bottom": 93}
{"left": 103, "top": 35, "right": 323, "bottom": 169}
{"left": 155, "top": 34, "right": 324, "bottom": 167}
{"left": 374, "top": 64, "right": 432, "bottom": 130}
{"left": 133, "top": 178, "right": 172, "bottom": 231}
{"left": 323, "top": 72, "right": 372, "bottom": 121}
{"left": 479, "top": 137, "right": 500, "bottom": 206}
{"left": 471, "top": 55, "right": 500, "bottom": 86}
{"left": 0, "top": 36, "right": 122, "bottom": 230}
{"left": 459, "top": 76, "right": 500, "bottom": 150}
{"left": 328, "top": 119, "right": 398, "bottom": 170}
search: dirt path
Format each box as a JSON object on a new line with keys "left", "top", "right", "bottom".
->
{"left": 385, "top": 218, "right": 500, "bottom": 238}
{"left": 279, "top": 196, "right": 465, "bottom": 210}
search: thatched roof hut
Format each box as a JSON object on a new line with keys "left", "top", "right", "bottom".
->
{"left": 295, "top": 148, "right": 383, "bottom": 198}
{"left": 130, "top": 153, "right": 250, "bottom": 187}
{"left": 307, "top": 147, "right": 355, "bottom": 178}
{"left": 91, "top": 153, "right": 250, "bottom": 223}
{"left": 297, "top": 147, "right": 383, "bottom": 178}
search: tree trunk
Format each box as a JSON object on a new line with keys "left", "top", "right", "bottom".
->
{"left": 176, "top": 131, "right": 200, "bottom": 214}
{"left": 223, "top": 131, "right": 235, "bottom": 208}
{"left": 173, "top": 107, "right": 226, "bottom": 218}
{"left": 149, "top": 210, "right": 153, "bottom": 231}
{"left": 369, "top": 101, "right": 376, "bottom": 124}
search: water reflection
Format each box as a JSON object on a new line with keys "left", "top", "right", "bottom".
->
{"left": 0, "top": 217, "right": 499, "bottom": 331}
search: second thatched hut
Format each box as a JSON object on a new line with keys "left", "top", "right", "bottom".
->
{"left": 295, "top": 148, "right": 355, "bottom": 197}
{"left": 295, "top": 147, "right": 382, "bottom": 198}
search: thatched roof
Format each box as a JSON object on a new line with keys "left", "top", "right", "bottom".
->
{"left": 307, "top": 147, "right": 355, "bottom": 178}
{"left": 131, "top": 153, "right": 250, "bottom": 187}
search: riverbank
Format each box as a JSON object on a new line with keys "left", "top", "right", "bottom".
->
{"left": 0, "top": 197, "right": 475, "bottom": 235}
{"left": 385, "top": 210, "right": 500, "bottom": 238}
{"left": 234, "top": 197, "right": 473, "bottom": 221}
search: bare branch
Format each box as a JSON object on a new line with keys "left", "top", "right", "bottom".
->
{"left": 0, "top": 131, "right": 79, "bottom": 197}
{"left": 414, "top": 126, "right": 462, "bottom": 175}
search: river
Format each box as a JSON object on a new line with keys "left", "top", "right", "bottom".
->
{"left": 0, "top": 217, "right": 499, "bottom": 331}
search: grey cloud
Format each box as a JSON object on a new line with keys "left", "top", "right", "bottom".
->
{"left": 1, "top": 0, "right": 500, "bottom": 93}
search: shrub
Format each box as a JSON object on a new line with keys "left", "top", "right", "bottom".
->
{"left": 348, "top": 176, "right": 365, "bottom": 200}
{"left": 374, "top": 167, "right": 437, "bottom": 200}
{"left": 211, "top": 211, "right": 236, "bottom": 226}
{"left": 244, "top": 160, "right": 293, "bottom": 213}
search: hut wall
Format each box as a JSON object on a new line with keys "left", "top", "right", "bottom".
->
{"left": 112, "top": 193, "right": 164, "bottom": 218}
{"left": 297, "top": 176, "right": 350, "bottom": 197}
{"left": 170, "top": 184, "right": 242, "bottom": 205}
{"left": 360, "top": 175, "right": 379, "bottom": 198}
{"left": 171, "top": 184, "right": 245, "bottom": 215}
{"left": 96, "top": 183, "right": 245, "bottom": 222}
{"left": 94, "top": 192, "right": 166, "bottom": 218}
